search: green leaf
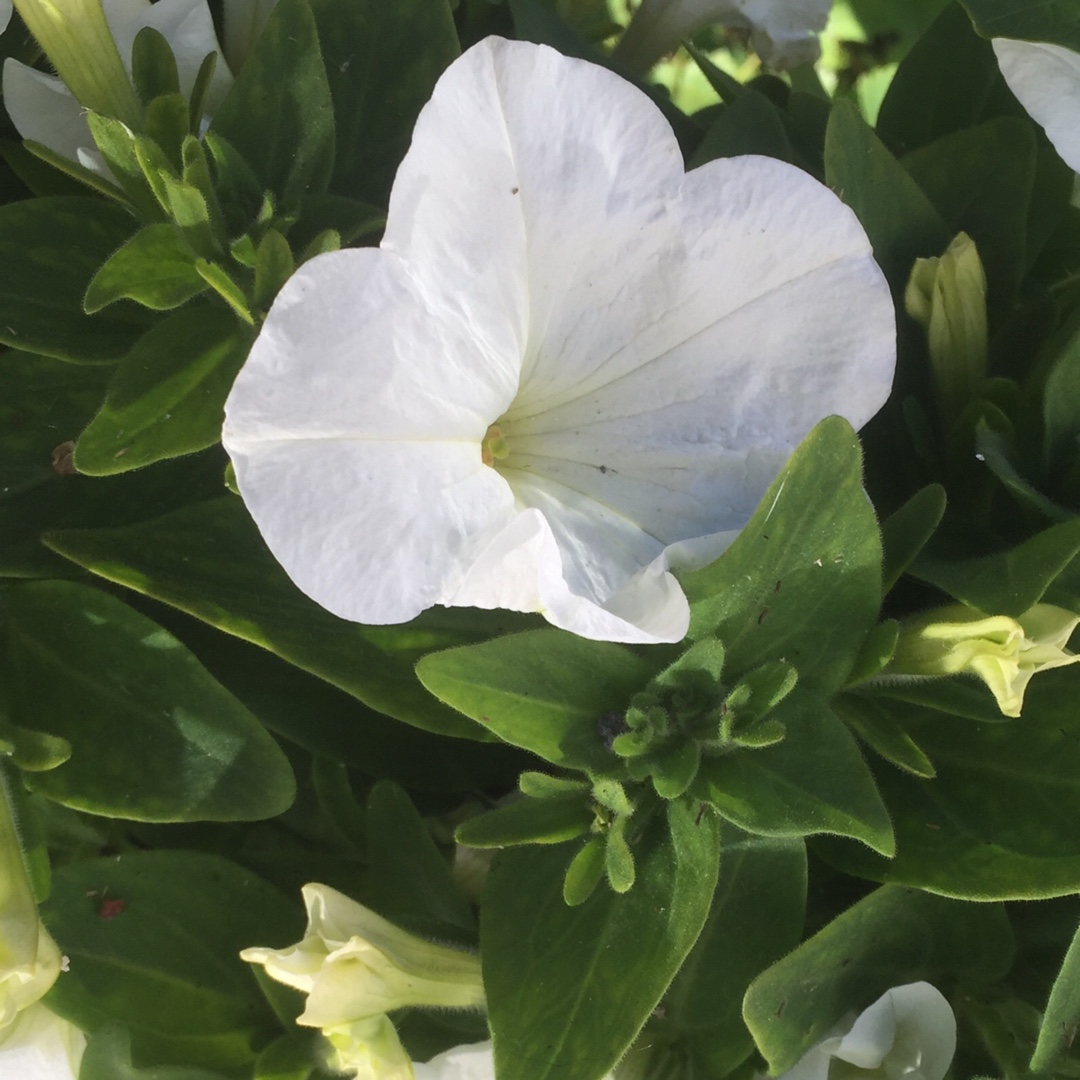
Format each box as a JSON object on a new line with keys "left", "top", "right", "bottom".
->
{"left": 743, "top": 884, "right": 1013, "bottom": 1073}
{"left": 902, "top": 118, "right": 1036, "bottom": 309}
{"left": 662, "top": 830, "right": 806, "bottom": 1078}
{"left": 844, "top": 619, "right": 899, "bottom": 688}
{"left": 689, "top": 90, "right": 796, "bottom": 168}
{"left": 912, "top": 518, "right": 1080, "bottom": 616}
{"left": 80, "top": 1027, "right": 231, "bottom": 1080}
{"left": 881, "top": 484, "right": 947, "bottom": 592}
{"left": 3, "top": 580, "right": 295, "bottom": 822}
{"left": 960, "top": 0, "right": 1080, "bottom": 51}
{"left": 834, "top": 693, "right": 936, "bottom": 778}
{"left": 86, "top": 114, "right": 163, "bottom": 220}
{"left": 42, "top": 851, "right": 302, "bottom": 1071}
{"left": 253, "top": 230, "right": 295, "bottom": 310}
{"left": 131, "top": 27, "right": 181, "bottom": 105}
{"left": 74, "top": 306, "right": 252, "bottom": 475}
{"left": 877, "top": 2, "right": 1004, "bottom": 156}
{"left": 1031, "top": 918, "right": 1080, "bottom": 1073}
{"left": 817, "top": 669, "right": 1080, "bottom": 899}
{"left": 365, "top": 780, "right": 476, "bottom": 942}
{"left": 1043, "top": 312, "right": 1080, "bottom": 470}
{"left": 683, "top": 416, "right": 883, "bottom": 694}
{"left": 44, "top": 497, "right": 530, "bottom": 738}
{"left": 417, "top": 629, "right": 655, "bottom": 772}
{"left": 824, "top": 101, "right": 951, "bottom": 292}
{"left": 210, "top": 0, "right": 334, "bottom": 207}
{"left": 0, "top": 198, "right": 152, "bottom": 362}
{"left": 456, "top": 796, "right": 593, "bottom": 849}
{"left": 483, "top": 801, "right": 720, "bottom": 1080}
{"left": 84, "top": 224, "right": 206, "bottom": 313}
{"left": 695, "top": 689, "right": 895, "bottom": 855}
{"left": 194, "top": 260, "right": 254, "bottom": 324}
{"left": 307, "top": 0, "right": 458, "bottom": 203}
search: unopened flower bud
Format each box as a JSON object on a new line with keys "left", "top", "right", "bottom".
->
{"left": 905, "top": 232, "right": 988, "bottom": 425}
{"left": 886, "top": 603, "right": 1080, "bottom": 718}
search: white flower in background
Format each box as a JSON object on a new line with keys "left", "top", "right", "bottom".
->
{"left": 0, "top": 0, "right": 11, "bottom": 35}
{"left": 224, "top": 37, "right": 894, "bottom": 644}
{"left": 612, "top": 0, "right": 831, "bottom": 74}
{"left": 0, "top": 1003, "right": 85, "bottom": 1080}
{"left": 222, "top": 0, "right": 277, "bottom": 74}
{"left": 886, "top": 603, "right": 1080, "bottom": 718}
{"left": 993, "top": 38, "right": 1080, "bottom": 174}
{"left": 770, "top": 982, "right": 956, "bottom": 1080}
{"left": 3, "top": 0, "right": 234, "bottom": 176}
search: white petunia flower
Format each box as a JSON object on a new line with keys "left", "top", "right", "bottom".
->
{"left": 3, "top": 0, "right": 233, "bottom": 176}
{"left": 769, "top": 982, "right": 956, "bottom": 1080}
{"left": 613, "top": 0, "right": 831, "bottom": 74}
{"left": 994, "top": 37, "right": 1080, "bottom": 174}
{"left": 0, "top": 1003, "right": 85, "bottom": 1080}
{"left": 223, "top": 36, "right": 895, "bottom": 645}
{"left": 0, "top": 0, "right": 11, "bottom": 35}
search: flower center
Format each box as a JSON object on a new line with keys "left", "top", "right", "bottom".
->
{"left": 481, "top": 424, "right": 510, "bottom": 467}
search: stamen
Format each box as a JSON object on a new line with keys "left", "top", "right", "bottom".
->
{"left": 481, "top": 423, "right": 510, "bottom": 467}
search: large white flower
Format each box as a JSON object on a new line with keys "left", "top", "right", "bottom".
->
{"left": 0, "top": 0, "right": 11, "bottom": 35}
{"left": 222, "top": 36, "right": 895, "bottom": 644}
{"left": 3, "top": 0, "right": 233, "bottom": 176}
{"left": 0, "top": 1004, "right": 85, "bottom": 1080}
{"left": 993, "top": 38, "right": 1080, "bottom": 174}
{"left": 613, "top": 0, "right": 831, "bottom": 74}
{"left": 770, "top": 982, "right": 956, "bottom": 1080}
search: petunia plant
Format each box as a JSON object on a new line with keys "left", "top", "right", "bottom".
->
{"left": 3, "top": 0, "right": 1080, "bottom": 1079}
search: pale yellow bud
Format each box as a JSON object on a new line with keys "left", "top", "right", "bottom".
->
{"left": 886, "top": 603, "right": 1080, "bottom": 718}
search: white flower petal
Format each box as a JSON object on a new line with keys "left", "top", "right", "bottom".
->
{"left": 413, "top": 1041, "right": 496, "bottom": 1080}
{"left": 225, "top": 36, "right": 895, "bottom": 643}
{"left": 994, "top": 38, "right": 1080, "bottom": 174}
{"left": 0, "top": 0, "right": 11, "bottom": 34}
{"left": 0, "top": 1004, "right": 85, "bottom": 1080}
{"left": 0, "top": 62, "right": 107, "bottom": 174}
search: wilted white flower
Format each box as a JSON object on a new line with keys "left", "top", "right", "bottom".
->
{"left": 613, "top": 0, "right": 831, "bottom": 74}
{"left": 770, "top": 982, "right": 956, "bottom": 1080}
{"left": 3, "top": 0, "right": 233, "bottom": 175}
{"left": 993, "top": 38, "right": 1080, "bottom": 173}
{"left": 0, "top": 1003, "right": 86, "bottom": 1080}
{"left": 886, "top": 603, "right": 1080, "bottom": 718}
{"left": 223, "top": 35, "right": 894, "bottom": 644}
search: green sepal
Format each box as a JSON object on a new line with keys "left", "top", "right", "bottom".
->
{"left": 253, "top": 229, "right": 295, "bottom": 310}
{"left": 203, "top": 131, "right": 264, "bottom": 234}
{"left": 518, "top": 772, "right": 590, "bottom": 799}
{"left": 562, "top": 838, "right": 605, "bottom": 907}
{"left": 880, "top": 484, "right": 947, "bottom": 593}
{"left": 845, "top": 620, "right": 900, "bottom": 688}
{"left": 182, "top": 136, "right": 227, "bottom": 240}
{"left": 723, "top": 660, "right": 798, "bottom": 730}
{"left": 85, "top": 113, "right": 164, "bottom": 220}
{"left": 651, "top": 740, "right": 701, "bottom": 799}
{"left": 145, "top": 92, "right": 192, "bottom": 173}
{"left": 84, "top": 223, "right": 206, "bottom": 312}
{"left": 455, "top": 796, "right": 593, "bottom": 849}
{"left": 188, "top": 50, "right": 218, "bottom": 132}
{"left": 161, "top": 173, "right": 218, "bottom": 257}
{"left": 195, "top": 260, "right": 255, "bottom": 324}
{"left": 131, "top": 26, "right": 180, "bottom": 105}
{"left": 604, "top": 817, "right": 635, "bottom": 893}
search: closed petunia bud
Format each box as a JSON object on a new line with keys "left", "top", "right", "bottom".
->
{"left": 885, "top": 603, "right": 1080, "bottom": 718}
{"left": 904, "top": 232, "right": 988, "bottom": 427}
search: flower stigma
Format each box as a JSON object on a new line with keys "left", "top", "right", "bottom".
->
{"left": 480, "top": 424, "right": 511, "bottom": 468}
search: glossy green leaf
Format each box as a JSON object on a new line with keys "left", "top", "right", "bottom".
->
{"left": 683, "top": 416, "right": 883, "bottom": 695}
{"left": 3, "top": 580, "right": 295, "bottom": 822}
{"left": 877, "top": 2, "right": 1004, "bottom": 156}
{"left": 903, "top": 117, "right": 1036, "bottom": 309}
{"left": 307, "top": 0, "right": 458, "bottom": 203}
{"left": 417, "top": 629, "right": 655, "bottom": 772}
{"left": 483, "top": 800, "right": 720, "bottom": 1080}
{"left": 744, "top": 884, "right": 1013, "bottom": 1073}
{"left": 1031, "top": 917, "right": 1080, "bottom": 1073}
{"left": 42, "top": 851, "right": 302, "bottom": 1071}
{"left": 210, "top": 0, "right": 334, "bottom": 207}
{"left": 662, "top": 830, "right": 806, "bottom": 1078}
{"left": 818, "top": 669, "right": 1080, "bottom": 899}
{"left": 365, "top": 780, "right": 476, "bottom": 943}
{"left": 44, "top": 497, "right": 531, "bottom": 738}
{"left": 74, "top": 306, "right": 252, "bottom": 475}
{"left": 84, "top": 224, "right": 206, "bottom": 313}
{"left": 912, "top": 518, "right": 1080, "bottom": 616}
{"left": 960, "top": 0, "right": 1080, "bottom": 51}
{"left": 824, "top": 102, "right": 951, "bottom": 292}
{"left": 0, "top": 197, "right": 152, "bottom": 362}
{"left": 695, "top": 689, "right": 895, "bottom": 855}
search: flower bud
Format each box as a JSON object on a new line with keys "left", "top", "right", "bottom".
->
{"left": 241, "top": 883, "right": 485, "bottom": 1031}
{"left": 323, "top": 1014, "right": 415, "bottom": 1080}
{"left": 886, "top": 603, "right": 1080, "bottom": 718}
{"left": 11, "top": 0, "right": 141, "bottom": 125}
{"left": 904, "top": 232, "right": 988, "bottom": 425}
{"left": 0, "top": 776, "right": 61, "bottom": 1029}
